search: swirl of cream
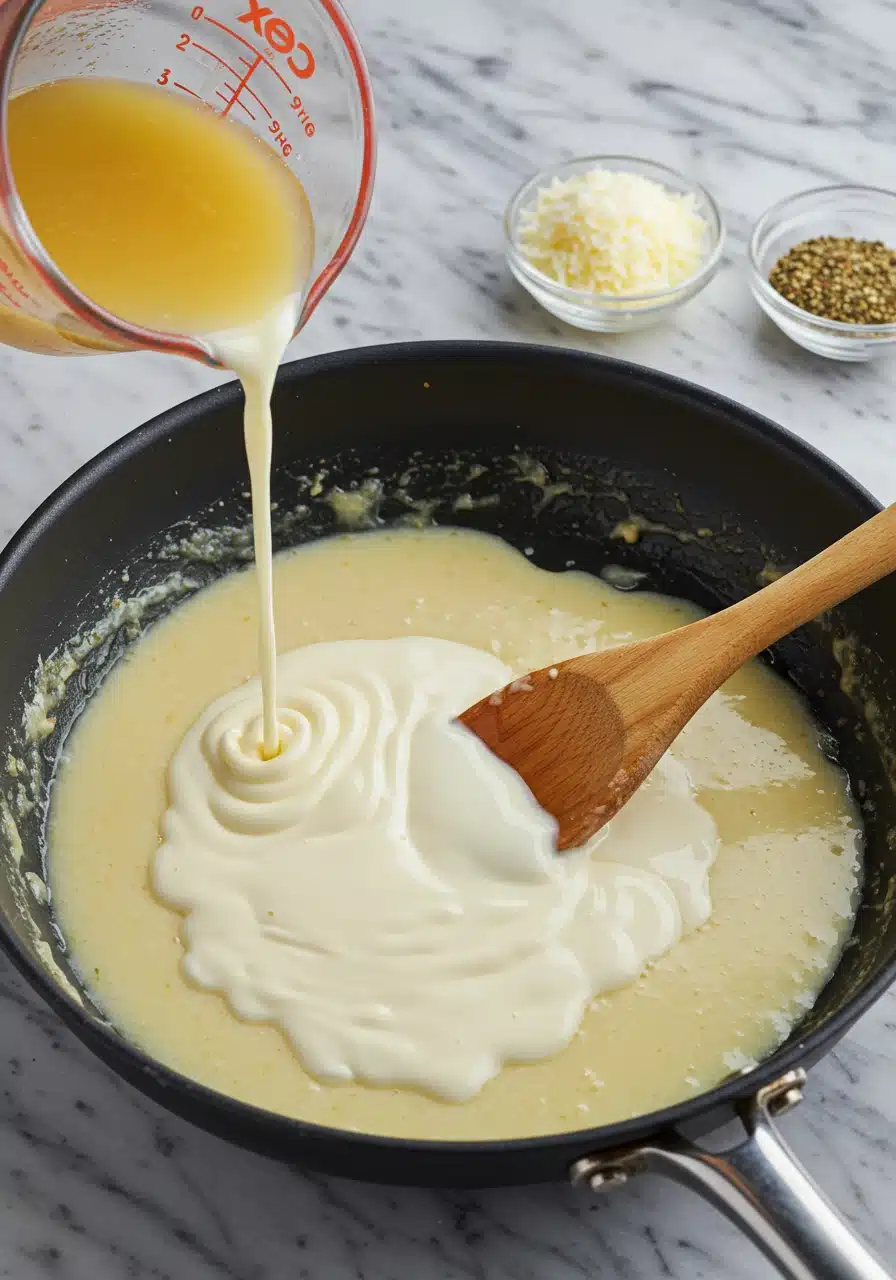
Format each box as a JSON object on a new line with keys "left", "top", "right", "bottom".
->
{"left": 154, "top": 636, "right": 720, "bottom": 1101}
{"left": 200, "top": 673, "right": 400, "bottom": 837}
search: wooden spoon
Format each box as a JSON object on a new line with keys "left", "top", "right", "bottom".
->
{"left": 459, "top": 504, "right": 896, "bottom": 851}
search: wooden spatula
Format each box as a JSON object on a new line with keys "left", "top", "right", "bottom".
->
{"left": 459, "top": 504, "right": 896, "bottom": 850}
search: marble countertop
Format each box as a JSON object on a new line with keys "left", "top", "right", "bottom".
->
{"left": 2, "top": 0, "right": 896, "bottom": 1276}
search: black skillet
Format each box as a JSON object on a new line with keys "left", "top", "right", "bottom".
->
{"left": 0, "top": 342, "right": 893, "bottom": 1280}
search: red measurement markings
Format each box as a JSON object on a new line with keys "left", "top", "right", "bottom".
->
{"left": 0, "top": 282, "right": 24, "bottom": 309}
{"left": 214, "top": 50, "right": 262, "bottom": 120}
{"left": 190, "top": 41, "right": 271, "bottom": 118}
{"left": 171, "top": 8, "right": 311, "bottom": 139}
{"left": 202, "top": 13, "right": 291, "bottom": 93}
{"left": 215, "top": 87, "right": 254, "bottom": 119}
{"left": 237, "top": 55, "right": 272, "bottom": 116}
{"left": 158, "top": 68, "right": 206, "bottom": 101}
{"left": 0, "top": 259, "right": 36, "bottom": 302}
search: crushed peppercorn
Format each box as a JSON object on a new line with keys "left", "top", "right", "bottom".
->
{"left": 768, "top": 236, "right": 896, "bottom": 324}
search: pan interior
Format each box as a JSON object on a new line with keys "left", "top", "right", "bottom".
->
{"left": 1, "top": 348, "right": 895, "bottom": 1150}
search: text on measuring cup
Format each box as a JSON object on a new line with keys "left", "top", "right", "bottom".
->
{"left": 158, "top": 5, "right": 319, "bottom": 144}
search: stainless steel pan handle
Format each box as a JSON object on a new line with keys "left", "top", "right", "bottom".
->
{"left": 572, "top": 1071, "right": 892, "bottom": 1280}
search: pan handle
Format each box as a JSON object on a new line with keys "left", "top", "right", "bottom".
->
{"left": 571, "top": 1070, "right": 892, "bottom": 1280}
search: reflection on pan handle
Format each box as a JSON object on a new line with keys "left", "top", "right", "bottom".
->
{"left": 571, "top": 1070, "right": 892, "bottom": 1280}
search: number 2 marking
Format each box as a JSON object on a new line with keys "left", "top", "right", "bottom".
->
{"left": 176, "top": 32, "right": 190, "bottom": 49}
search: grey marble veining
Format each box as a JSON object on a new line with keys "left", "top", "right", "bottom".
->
{"left": 2, "top": 0, "right": 896, "bottom": 1276}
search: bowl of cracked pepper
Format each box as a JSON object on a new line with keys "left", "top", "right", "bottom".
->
{"left": 749, "top": 184, "right": 896, "bottom": 362}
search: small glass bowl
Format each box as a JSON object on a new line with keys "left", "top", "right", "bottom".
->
{"left": 749, "top": 185, "right": 896, "bottom": 362}
{"left": 504, "top": 155, "right": 725, "bottom": 333}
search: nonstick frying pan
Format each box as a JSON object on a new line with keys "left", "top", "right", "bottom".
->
{"left": 0, "top": 342, "right": 893, "bottom": 1280}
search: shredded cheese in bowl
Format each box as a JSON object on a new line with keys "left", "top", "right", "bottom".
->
{"left": 504, "top": 156, "right": 723, "bottom": 331}
{"left": 518, "top": 167, "right": 708, "bottom": 296}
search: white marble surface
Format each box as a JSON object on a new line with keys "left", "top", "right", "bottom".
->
{"left": 2, "top": 0, "right": 896, "bottom": 1276}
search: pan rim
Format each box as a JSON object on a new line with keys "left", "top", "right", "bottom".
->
{"left": 0, "top": 338, "right": 892, "bottom": 1165}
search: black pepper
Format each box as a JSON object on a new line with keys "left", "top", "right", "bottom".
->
{"left": 768, "top": 236, "right": 896, "bottom": 324}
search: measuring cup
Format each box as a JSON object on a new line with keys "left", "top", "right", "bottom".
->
{"left": 0, "top": 0, "right": 375, "bottom": 360}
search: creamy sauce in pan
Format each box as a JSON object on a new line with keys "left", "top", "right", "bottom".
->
{"left": 49, "top": 528, "right": 860, "bottom": 1139}
{"left": 154, "top": 634, "right": 717, "bottom": 1101}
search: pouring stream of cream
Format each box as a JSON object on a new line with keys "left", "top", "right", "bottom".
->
{"left": 214, "top": 301, "right": 297, "bottom": 759}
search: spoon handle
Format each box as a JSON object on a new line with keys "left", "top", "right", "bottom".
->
{"left": 693, "top": 504, "right": 896, "bottom": 677}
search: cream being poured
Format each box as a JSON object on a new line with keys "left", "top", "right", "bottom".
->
{"left": 154, "top": 634, "right": 719, "bottom": 1101}
{"left": 212, "top": 299, "right": 299, "bottom": 761}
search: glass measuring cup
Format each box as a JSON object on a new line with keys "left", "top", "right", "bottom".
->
{"left": 0, "top": 0, "right": 375, "bottom": 360}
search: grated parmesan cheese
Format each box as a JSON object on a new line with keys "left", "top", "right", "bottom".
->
{"left": 517, "top": 167, "right": 708, "bottom": 296}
